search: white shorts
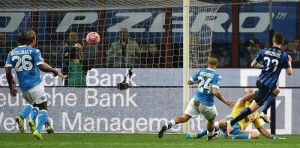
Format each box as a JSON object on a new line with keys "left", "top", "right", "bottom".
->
{"left": 184, "top": 98, "right": 218, "bottom": 121}
{"left": 22, "top": 82, "right": 47, "bottom": 105}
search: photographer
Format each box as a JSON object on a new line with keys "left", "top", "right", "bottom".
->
{"left": 62, "top": 43, "right": 88, "bottom": 86}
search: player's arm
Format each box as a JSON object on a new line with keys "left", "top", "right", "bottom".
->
{"left": 34, "top": 49, "right": 57, "bottom": 74}
{"left": 257, "top": 126, "right": 271, "bottom": 138}
{"left": 34, "top": 49, "right": 64, "bottom": 80}
{"left": 251, "top": 49, "right": 264, "bottom": 68}
{"left": 38, "top": 63, "right": 65, "bottom": 80}
{"left": 257, "top": 126, "right": 283, "bottom": 139}
{"left": 43, "top": 62, "right": 64, "bottom": 78}
{"left": 285, "top": 55, "right": 292, "bottom": 75}
{"left": 212, "top": 75, "right": 235, "bottom": 108}
{"left": 4, "top": 65, "right": 17, "bottom": 96}
{"left": 38, "top": 63, "right": 58, "bottom": 74}
{"left": 4, "top": 52, "right": 17, "bottom": 96}
{"left": 187, "top": 79, "right": 198, "bottom": 85}
{"left": 187, "top": 70, "right": 201, "bottom": 85}
{"left": 239, "top": 88, "right": 256, "bottom": 104}
{"left": 250, "top": 60, "right": 263, "bottom": 69}
{"left": 212, "top": 87, "right": 235, "bottom": 108}
{"left": 43, "top": 61, "right": 55, "bottom": 70}
{"left": 254, "top": 117, "right": 283, "bottom": 140}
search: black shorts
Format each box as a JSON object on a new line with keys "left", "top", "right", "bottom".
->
{"left": 254, "top": 81, "right": 276, "bottom": 106}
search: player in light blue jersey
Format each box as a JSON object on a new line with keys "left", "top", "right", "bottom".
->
{"left": 158, "top": 54, "right": 235, "bottom": 140}
{"left": 5, "top": 30, "right": 64, "bottom": 140}
{"left": 226, "top": 33, "right": 293, "bottom": 135}
{"left": 186, "top": 88, "right": 284, "bottom": 140}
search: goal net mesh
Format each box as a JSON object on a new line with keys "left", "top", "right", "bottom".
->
{"left": 0, "top": 0, "right": 223, "bottom": 133}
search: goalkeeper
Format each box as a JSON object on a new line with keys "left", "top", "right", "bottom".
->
{"left": 186, "top": 88, "right": 284, "bottom": 140}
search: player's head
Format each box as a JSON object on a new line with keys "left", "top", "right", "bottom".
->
{"left": 272, "top": 32, "right": 284, "bottom": 46}
{"left": 18, "top": 30, "right": 37, "bottom": 46}
{"left": 74, "top": 42, "right": 83, "bottom": 57}
{"left": 208, "top": 54, "right": 219, "bottom": 67}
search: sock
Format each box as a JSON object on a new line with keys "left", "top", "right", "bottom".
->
{"left": 230, "top": 107, "right": 252, "bottom": 126}
{"left": 45, "top": 118, "right": 50, "bottom": 126}
{"left": 234, "top": 134, "right": 251, "bottom": 139}
{"left": 197, "top": 128, "right": 207, "bottom": 138}
{"left": 262, "top": 94, "right": 276, "bottom": 114}
{"left": 30, "top": 107, "right": 39, "bottom": 121}
{"left": 207, "top": 128, "right": 215, "bottom": 137}
{"left": 166, "top": 119, "right": 176, "bottom": 129}
{"left": 20, "top": 104, "right": 33, "bottom": 118}
{"left": 37, "top": 110, "right": 48, "bottom": 132}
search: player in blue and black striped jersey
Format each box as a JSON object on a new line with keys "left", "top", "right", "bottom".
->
{"left": 226, "top": 32, "right": 293, "bottom": 135}
{"left": 158, "top": 54, "right": 235, "bottom": 140}
{"left": 5, "top": 30, "right": 64, "bottom": 140}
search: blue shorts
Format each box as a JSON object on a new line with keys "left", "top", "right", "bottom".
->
{"left": 226, "top": 117, "right": 242, "bottom": 135}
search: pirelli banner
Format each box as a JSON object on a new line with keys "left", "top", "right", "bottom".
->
{"left": 0, "top": 68, "right": 299, "bottom": 134}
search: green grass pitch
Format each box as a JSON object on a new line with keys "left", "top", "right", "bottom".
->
{"left": 0, "top": 133, "right": 299, "bottom": 148}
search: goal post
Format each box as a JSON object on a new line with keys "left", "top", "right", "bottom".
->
{"left": 183, "top": 0, "right": 223, "bottom": 133}
{"left": 183, "top": 0, "right": 190, "bottom": 134}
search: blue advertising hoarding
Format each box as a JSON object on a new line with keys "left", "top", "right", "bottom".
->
{"left": 0, "top": 2, "right": 297, "bottom": 45}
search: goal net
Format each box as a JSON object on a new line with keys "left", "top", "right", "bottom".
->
{"left": 0, "top": 0, "right": 222, "bottom": 133}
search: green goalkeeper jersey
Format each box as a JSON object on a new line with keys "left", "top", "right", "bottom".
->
{"left": 68, "top": 60, "right": 86, "bottom": 86}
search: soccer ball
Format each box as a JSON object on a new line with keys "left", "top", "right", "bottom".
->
{"left": 86, "top": 32, "right": 100, "bottom": 45}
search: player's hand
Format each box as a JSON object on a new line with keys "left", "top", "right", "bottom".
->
{"left": 10, "top": 87, "right": 18, "bottom": 97}
{"left": 11, "top": 79, "right": 17, "bottom": 89}
{"left": 10, "top": 77, "right": 18, "bottom": 96}
{"left": 56, "top": 72, "right": 65, "bottom": 81}
{"left": 225, "top": 99, "right": 235, "bottom": 108}
{"left": 271, "top": 135, "right": 285, "bottom": 140}
{"left": 187, "top": 80, "right": 192, "bottom": 85}
{"left": 288, "top": 55, "right": 292, "bottom": 62}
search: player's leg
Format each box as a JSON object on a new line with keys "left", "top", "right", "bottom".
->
{"left": 16, "top": 92, "right": 38, "bottom": 133}
{"left": 230, "top": 130, "right": 259, "bottom": 139}
{"left": 186, "top": 120, "right": 223, "bottom": 139}
{"left": 29, "top": 82, "right": 48, "bottom": 140}
{"left": 227, "top": 81, "right": 269, "bottom": 135}
{"left": 201, "top": 104, "right": 220, "bottom": 141}
{"left": 158, "top": 114, "right": 191, "bottom": 138}
{"left": 207, "top": 118, "right": 215, "bottom": 139}
{"left": 33, "top": 101, "right": 48, "bottom": 140}
{"left": 186, "top": 128, "right": 207, "bottom": 139}
{"left": 45, "top": 120, "right": 54, "bottom": 134}
{"left": 15, "top": 104, "right": 33, "bottom": 133}
{"left": 170, "top": 114, "right": 192, "bottom": 127}
{"left": 260, "top": 87, "right": 280, "bottom": 123}
{"left": 30, "top": 105, "right": 53, "bottom": 134}
{"left": 207, "top": 118, "right": 221, "bottom": 141}
{"left": 186, "top": 124, "right": 214, "bottom": 139}
{"left": 20, "top": 104, "right": 33, "bottom": 119}
{"left": 227, "top": 124, "right": 249, "bottom": 139}
{"left": 15, "top": 91, "right": 35, "bottom": 133}
{"left": 28, "top": 106, "right": 39, "bottom": 133}
{"left": 158, "top": 99, "right": 196, "bottom": 138}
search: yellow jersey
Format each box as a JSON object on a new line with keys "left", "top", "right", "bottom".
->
{"left": 226, "top": 99, "right": 263, "bottom": 130}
